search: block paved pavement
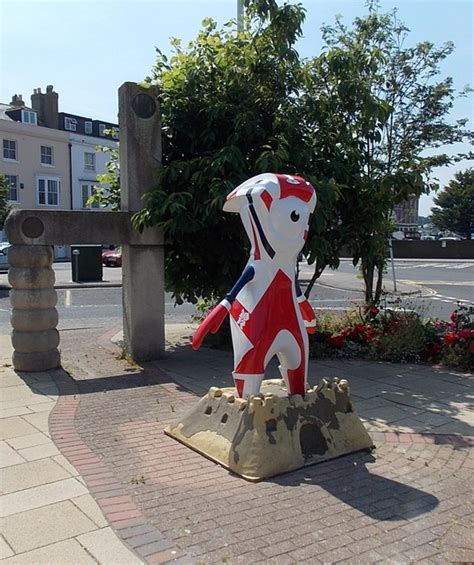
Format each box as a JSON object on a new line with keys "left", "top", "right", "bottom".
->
{"left": 1, "top": 324, "right": 473, "bottom": 564}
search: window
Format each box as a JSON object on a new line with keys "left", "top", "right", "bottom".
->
{"left": 37, "top": 177, "right": 60, "bottom": 206}
{"left": 3, "top": 139, "right": 17, "bottom": 160}
{"left": 5, "top": 175, "right": 18, "bottom": 202}
{"left": 84, "top": 152, "right": 96, "bottom": 171}
{"left": 84, "top": 121, "right": 92, "bottom": 134}
{"left": 99, "top": 123, "right": 106, "bottom": 136}
{"left": 64, "top": 117, "right": 77, "bottom": 131}
{"left": 40, "top": 145, "right": 54, "bottom": 166}
{"left": 81, "top": 184, "right": 100, "bottom": 209}
{"left": 21, "top": 110, "right": 37, "bottom": 125}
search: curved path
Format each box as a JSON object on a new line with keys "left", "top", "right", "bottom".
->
{"left": 1, "top": 326, "right": 473, "bottom": 564}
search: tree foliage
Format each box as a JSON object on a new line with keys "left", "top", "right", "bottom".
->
{"left": 134, "top": 3, "right": 309, "bottom": 303}
{"left": 431, "top": 168, "right": 473, "bottom": 239}
{"left": 0, "top": 174, "right": 12, "bottom": 231}
{"left": 117, "top": 0, "right": 470, "bottom": 306}
{"left": 310, "top": 4, "right": 473, "bottom": 305}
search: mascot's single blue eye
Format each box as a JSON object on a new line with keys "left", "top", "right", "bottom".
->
{"left": 290, "top": 210, "right": 300, "bottom": 222}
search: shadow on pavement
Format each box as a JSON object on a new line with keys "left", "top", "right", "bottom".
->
{"left": 270, "top": 451, "right": 439, "bottom": 521}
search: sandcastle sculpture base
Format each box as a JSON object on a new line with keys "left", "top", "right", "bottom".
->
{"left": 165, "top": 378, "right": 374, "bottom": 481}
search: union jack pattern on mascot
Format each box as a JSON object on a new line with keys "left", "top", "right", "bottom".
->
{"left": 192, "top": 173, "right": 317, "bottom": 399}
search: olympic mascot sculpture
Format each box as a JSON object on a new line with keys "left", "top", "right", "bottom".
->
{"left": 192, "top": 173, "right": 317, "bottom": 399}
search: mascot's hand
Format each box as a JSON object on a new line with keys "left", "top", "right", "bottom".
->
{"left": 298, "top": 297, "right": 317, "bottom": 335}
{"left": 192, "top": 300, "right": 231, "bottom": 350}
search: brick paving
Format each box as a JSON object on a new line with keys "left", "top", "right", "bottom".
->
{"left": 50, "top": 326, "right": 474, "bottom": 564}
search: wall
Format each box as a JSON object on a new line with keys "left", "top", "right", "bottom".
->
{"left": 69, "top": 133, "right": 117, "bottom": 211}
{"left": 393, "top": 240, "right": 474, "bottom": 259}
{"left": 0, "top": 119, "right": 71, "bottom": 210}
{"left": 340, "top": 240, "right": 474, "bottom": 259}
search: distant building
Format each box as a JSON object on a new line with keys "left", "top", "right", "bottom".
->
{"left": 0, "top": 85, "right": 118, "bottom": 254}
{"left": 29, "top": 86, "right": 118, "bottom": 212}
{"left": 0, "top": 96, "right": 71, "bottom": 219}
{"left": 393, "top": 196, "right": 419, "bottom": 236}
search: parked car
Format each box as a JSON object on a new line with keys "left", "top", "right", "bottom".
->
{"left": 0, "top": 243, "right": 10, "bottom": 271}
{"left": 101, "top": 246, "right": 122, "bottom": 267}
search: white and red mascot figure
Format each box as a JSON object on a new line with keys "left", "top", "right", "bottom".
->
{"left": 192, "top": 173, "right": 317, "bottom": 399}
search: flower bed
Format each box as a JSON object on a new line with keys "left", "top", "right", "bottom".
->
{"left": 310, "top": 304, "right": 474, "bottom": 371}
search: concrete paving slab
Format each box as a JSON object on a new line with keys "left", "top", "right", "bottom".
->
{"left": 71, "top": 494, "right": 109, "bottom": 528}
{"left": 0, "top": 441, "right": 26, "bottom": 468}
{"left": 0, "top": 536, "right": 14, "bottom": 559}
{"left": 0, "top": 407, "right": 32, "bottom": 419}
{"left": 17, "top": 441, "right": 59, "bottom": 461}
{"left": 25, "top": 400, "right": 57, "bottom": 413}
{"left": 0, "top": 395, "right": 54, "bottom": 409}
{"left": 6, "top": 431, "right": 50, "bottom": 450}
{"left": 53, "top": 454, "right": 80, "bottom": 477}
{"left": 0, "top": 416, "right": 38, "bottom": 440}
{"left": 428, "top": 420, "right": 474, "bottom": 435}
{"left": 0, "top": 458, "right": 73, "bottom": 495}
{"left": 1, "top": 386, "right": 48, "bottom": 404}
{"left": 21, "top": 411, "right": 50, "bottom": 433}
{"left": 1, "top": 477, "right": 88, "bottom": 517}
{"left": 76, "top": 526, "right": 144, "bottom": 564}
{"left": 0, "top": 538, "right": 97, "bottom": 564}
{"left": 1, "top": 500, "right": 97, "bottom": 553}
{"left": 0, "top": 373, "right": 22, "bottom": 388}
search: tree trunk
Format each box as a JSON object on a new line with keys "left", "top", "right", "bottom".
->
{"left": 304, "top": 259, "right": 326, "bottom": 299}
{"left": 374, "top": 264, "right": 384, "bottom": 304}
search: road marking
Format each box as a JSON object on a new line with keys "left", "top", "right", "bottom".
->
{"left": 395, "top": 263, "right": 474, "bottom": 269}
{"left": 401, "top": 280, "right": 474, "bottom": 286}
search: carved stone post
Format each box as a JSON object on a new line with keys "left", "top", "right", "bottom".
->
{"left": 119, "top": 82, "right": 165, "bottom": 361}
{"left": 9, "top": 245, "right": 60, "bottom": 371}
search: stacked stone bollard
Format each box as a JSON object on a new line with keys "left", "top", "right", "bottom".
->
{"left": 9, "top": 245, "right": 60, "bottom": 371}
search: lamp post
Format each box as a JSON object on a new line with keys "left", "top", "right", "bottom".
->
{"left": 237, "top": 0, "right": 244, "bottom": 31}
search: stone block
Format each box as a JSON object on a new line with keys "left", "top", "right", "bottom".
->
{"left": 10, "top": 289, "right": 57, "bottom": 310}
{"left": 165, "top": 378, "right": 374, "bottom": 481}
{"left": 12, "top": 349, "right": 60, "bottom": 372}
{"left": 8, "top": 267, "right": 55, "bottom": 290}
{"left": 12, "top": 329, "right": 59, "bottom": 353}
{"left": 7, "top": 245, "right": 53, "bottom": 268}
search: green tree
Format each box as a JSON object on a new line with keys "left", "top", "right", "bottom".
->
{"left": 89, "top": 145, "right": 121, "bottom": 211}
{"left": 134, "top": 1, "right": 309, "bottom": 303}
{"left": 431, "top": 168, "right": 473, "bottom": 239}
{"left": 0, "top": 174, "right": 12, "bottom": 230}
{"left": 312, "top": 3, "right": 473, "bottom": 305}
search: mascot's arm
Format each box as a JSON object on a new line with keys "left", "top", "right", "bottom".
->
{"left": 296, "top": 279, "right": 316, "bottom": 334}
{"left": 192, "top": 266, "right": 255, "bottom": 350}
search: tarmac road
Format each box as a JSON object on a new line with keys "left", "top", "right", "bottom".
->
{"left": 0, "top": 259, "right": 472, "bottom": 334}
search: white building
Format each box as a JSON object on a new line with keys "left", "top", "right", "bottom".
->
{"left": 69, "top": 133, "right": 116, "bottom": 211}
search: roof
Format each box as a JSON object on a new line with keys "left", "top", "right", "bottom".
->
{"left": 0, "top": 103, "right": 36, "bottom": 122}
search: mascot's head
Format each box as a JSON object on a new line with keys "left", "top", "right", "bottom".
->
{"left": 224, "top": 173, "right": 317, "bottom": 260}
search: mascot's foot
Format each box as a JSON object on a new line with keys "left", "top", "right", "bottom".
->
{"left": 165, "top": 378, "right": 374, "bottom": 481}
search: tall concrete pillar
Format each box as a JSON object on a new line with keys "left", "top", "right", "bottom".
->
{"left": 119, "top": 82, "right": 165, "bottom": 361}
{"left": 8, "top": 245, "right": 60, "bottom": 371}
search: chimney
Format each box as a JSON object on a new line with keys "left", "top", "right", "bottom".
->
{"left": 31, "top": 85, "right": 59, "bottom": 128}
{"left": 10, "top": 94, "right": 25, "bottom": 107}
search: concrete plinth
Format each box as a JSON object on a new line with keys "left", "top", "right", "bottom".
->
{"left": 8, "top": 245, "right": 60, "bottom": 372}
{"left": 165, "top": 378, "right": 374, "bottom": 481}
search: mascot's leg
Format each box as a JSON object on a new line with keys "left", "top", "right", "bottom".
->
{"left": 274, "top": 330, "right": 307, "bottom": 397}
{"left": 232, "top": 373, "right": 264, "bottom": 399}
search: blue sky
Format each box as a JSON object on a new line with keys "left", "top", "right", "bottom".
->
{"left": 1, "top": 0, "right": 472, "bottom": 215}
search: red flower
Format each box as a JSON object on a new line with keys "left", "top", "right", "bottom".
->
{"left": 458, "top": 328, "right": 471, "bottom": 340}
{"left": 326, "top": 335, "right": 345, "bottom": 349}
{"left": 369, "top": 307, "right": 379, "bottom": 317}
{"left": 450, "top": 311, "right": 458, "bottom": 323}
{"left": 444, "top": 332, "right": 457, "bottom": 345}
